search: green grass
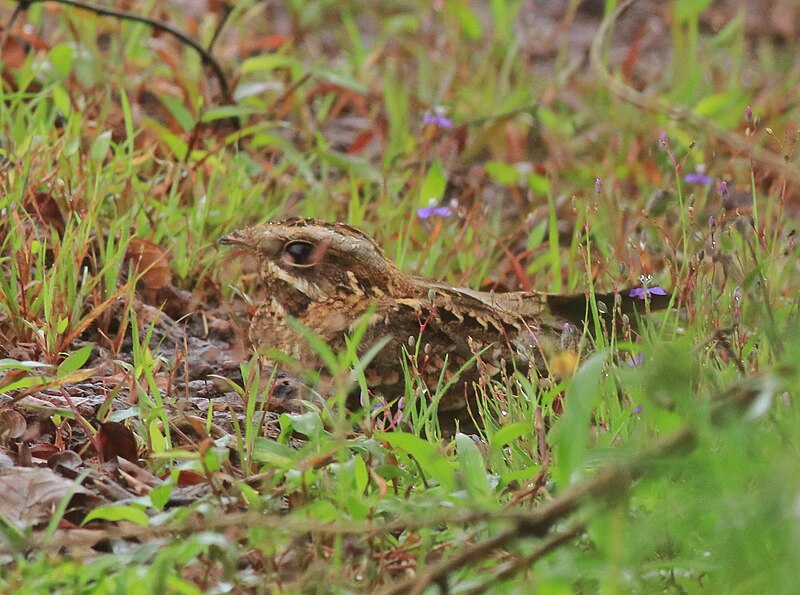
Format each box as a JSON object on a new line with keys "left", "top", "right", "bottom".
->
{"left": 1, "top": 0, "right": 800, "bottom": 592}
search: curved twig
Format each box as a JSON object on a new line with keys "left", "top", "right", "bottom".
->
{"left": 18, "top": 0, "right": 231, "bottom": 101}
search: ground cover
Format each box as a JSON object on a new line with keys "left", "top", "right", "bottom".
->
{"left": 1, "top": 0, "right": 799, "bottom": 592}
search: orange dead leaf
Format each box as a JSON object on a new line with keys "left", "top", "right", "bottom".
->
{"left": 127, "top": 238, "right": 173, "bottom": 293}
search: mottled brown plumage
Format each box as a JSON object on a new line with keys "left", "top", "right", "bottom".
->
{"left": 220, "top": 218, "right": 669, "bottom": 424}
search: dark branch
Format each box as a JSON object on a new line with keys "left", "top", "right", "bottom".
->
{"left": 18, "top": 0, "right": 231, "bottom": 101}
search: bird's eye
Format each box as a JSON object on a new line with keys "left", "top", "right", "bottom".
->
{"left": 282, "top": 240, "right": 316, "bottom": 267}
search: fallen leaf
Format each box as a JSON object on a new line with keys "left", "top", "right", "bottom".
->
{"left": 0, "top": 410, "right": 27, "bottom": 442}
{"left": 126, "top": 238, "right": 172, "bottom": 294}
{"left": 0, "top": 467, "right": 89, "bottom": 530}
{"left": 96, "top": 422, "right": 139, "bottom": 464}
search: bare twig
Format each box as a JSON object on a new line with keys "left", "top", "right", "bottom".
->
{"left": 463, "top": 522, "right": 587, "bottom": 595}
{"left": 378, "top": 427, "right": 695, "bottom": 595}
{"left": 17, "top": 0, "right": 231, "bottom": 101}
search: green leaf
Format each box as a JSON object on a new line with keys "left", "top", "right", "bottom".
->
{"left": 47, "top": 44, "right": 74, "bottom": 79}
{"left": 89, "top": 130, "right": 113, "bottom": 162}
{"left": 201, "top": 104, "right": 261, "bottom": 122}
{"left": 281, "top": 412, "right": 325, "bottom": 441}
{"left": 58, "top": 344, "right": 93, "bottom": 377}
{"left": 548, "top": 353, "right": 606, "bottom": 487}
{"left": 675, "top": 0, "right": 713, "bottom": 21}
{"left": 693, "top": 91, "right": 749, "bottom": 129}
{"left": 455, "top": 433, "right": 493, "bottom": 502}
{"left": 527, "top": 172, "right": 550, "bottom": 195}
{"left": 252, "top": 436, "right": 295, "bottom": 469}
{"left": 419, "top": 160, "right": 447, "bottom": 205}
{"left": 159, "top": 96, "right": 196, "bottom": 132}
{"left": 310, "top": 65, "right": 369, "bottom": 93}
{"left": 451, "top": 0, "right": 483, "bottom": 40}
{"left": 489, "top": 422, "right": 532, "bottom": 455}
{"left": 150, "top": 420, "right": 166, "bottom": 454}
{"left": 0, "top": 376, "right": 49, "bottom": 392}
{"left": 240, "top": 54, "right": 296, "bottom": 74}
{"left": 83, "top": 504, "right": 150, "bottom": 527}
{"left": 377, "top": 432, "right": 455, "bottom": 491}
{"left": 0, "top": 359, "right": 51, "bottom": 373}
{"left": 353, "top": 455, "right": 368, "bottom": 494}
{"left": 485, "top": 161, "right": 519, "bottom": 186}
{"left": 149, "top": 483, "right": 173, "bottom": 511}
{"left": 202, "top": 447, "right": 226, "bottom": 473}
{"left": 56, "top": 317, "right": 68, "bottom": 334}
{"left": 51, "top": 85, "right": 72, "bottom": 117}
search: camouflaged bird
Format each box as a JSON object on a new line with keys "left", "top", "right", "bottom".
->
{"left": 220, "top": 218, "right": 670, "bottom": 426}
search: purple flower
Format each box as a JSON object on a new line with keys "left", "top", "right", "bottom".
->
{"left": 595, "top": 178, "right": 603, "bottom": 194}
{"left": 423, "top": 113, "right": 453, "bottom": 129}
{"left": 684, "top": 171, "right": 712, "bottom": 185}
{"left": 719, "top": 180, "right": 729, "bottom": 197}
{"left": 417, "top": 205, "right": 453, "bottom": 219}
{"left": 659, "top": 132, "right": 670, "bottom": 148}
{"left": 745, "top": 105, "right": 752, "bottom": 123}
{"left": 627, "top": 353, "right": 645, "bottom": 367}
{"left": 631, "top": 405, "right": 643, "bottom": 415}
{"left": 629, "top": 286, "right": 667, "bottom": 300}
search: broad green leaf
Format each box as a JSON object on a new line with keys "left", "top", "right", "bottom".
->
{"left": 419, "top": 160, "right": 447, "bottom": 205}
{"left": 83, "top": 505, "right": 149, "bottom": 527}
{"left": 377, "top": 432, "right": 455, "bottom": 491}
{"left": 527, "top": 172, "right": 550, "bottom": 195}
{"left": 149, "top": 483, "right": 173, "bottom": 511}
{"left": 150, "top": 420, "right": 166, "bottom": 454}
{"left": 281, "top": 412, "right": 325, "bottom": 441}
{"left": 89, "top": 130, "right": 113, "bottom": 162}
{"left": 353, "top": 455, "right": 368, "bottom": 494}
{"left": 485, "top": 161, "right": 520, "bottom": 186}
{"left": 548, "top": 353, "right": 606, "bottom": 487}
{"left": 58, "top": 344, "right": 93, "bottom": 377}
{"left": 455, "top": 433, "right": 492, "bottom": 502}
{"left": 47, "top": 44, "right": 74, "bottom": 79}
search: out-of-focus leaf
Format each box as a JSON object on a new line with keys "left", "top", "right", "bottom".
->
{"left": 83, "top": 504, "right": 150, "bottom": 527}
{"left": 378, "top": 432, "right": 455, "bottom": 491}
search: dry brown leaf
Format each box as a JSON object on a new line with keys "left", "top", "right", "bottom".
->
{"left": 0, "top": 410, "right": 27, "bottom": 442}
{"left": 96, "top": 421, "right": 139, "bottom": 464}
{"left": 0, "top": 466, "right": 89, "bottom": 530}
{"left": 126, "top": 238, "right": 172, "bottom": 292}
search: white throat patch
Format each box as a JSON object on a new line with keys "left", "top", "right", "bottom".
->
{"left": 266, "top": 260, "right": 322, "bottom": 300}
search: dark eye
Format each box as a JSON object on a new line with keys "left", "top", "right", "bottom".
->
{"left": 282, "top": 240, "right": 316, "bottom": 267}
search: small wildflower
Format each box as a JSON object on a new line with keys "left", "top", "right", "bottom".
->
{"left": 745, "top": 105, "right": 752, "bottom": 123}
{"left": 659, "top": 132, "right": 670, "bottom": 149}
{"left": 370, "top": 398, "right": 390, "bottom": 413}
{"left": 684, "top": 170, "right": 712, "bottom": 185}
{"left": 417, "top": 204, "right": 453, "bottom": 219}
{"left": 595, "top": 177, "right": 603, "bottom": 194}
{"left": 708, "top": 215, "right": 717, "bottom": 228}
{"left": 627, "top": 353, "right": 645, "bottom": 368}
{"left": 631, "top": 405, "right": 643, "bottom": 415}
{"left": 423, "top": 113, "right": 453, "bottom": 129}
{"left": 719, "top": 180, "right": 729, "bottom": 197}
{"left": 629, "top": 286, "right": 667, "bottom": 300}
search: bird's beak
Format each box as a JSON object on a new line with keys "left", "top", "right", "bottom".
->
{"left": 219, "top": 229, "right": 247, "bottom": 246}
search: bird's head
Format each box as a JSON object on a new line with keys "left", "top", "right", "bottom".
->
{"left": 220, "top": 218, "right": 408, "bottom": 302}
